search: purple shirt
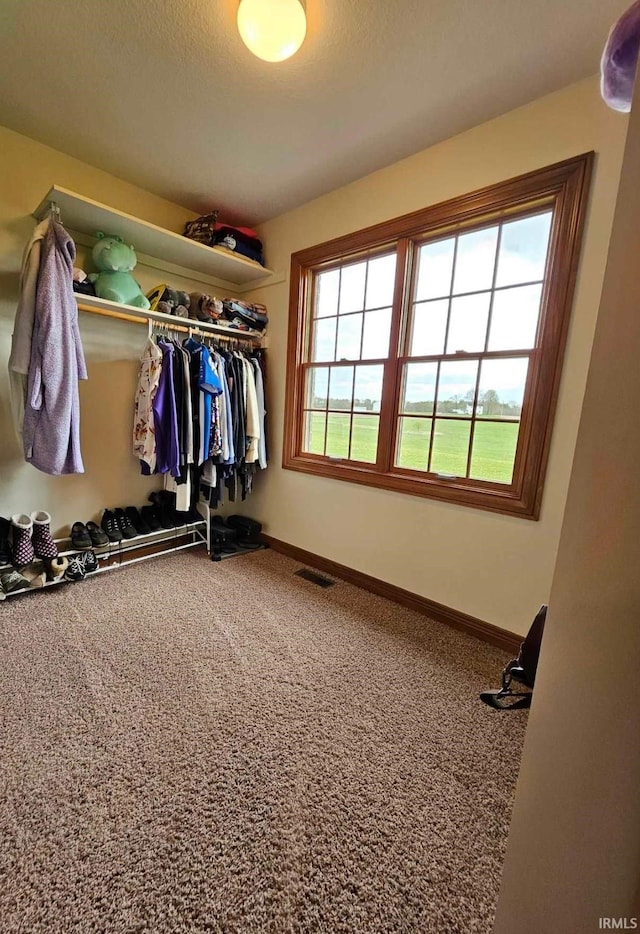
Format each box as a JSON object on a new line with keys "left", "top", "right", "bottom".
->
{"left": 152, "top": 341, "right": 180, "bottom": 477}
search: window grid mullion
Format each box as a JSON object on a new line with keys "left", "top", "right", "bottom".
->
{"left": 358, "top": 262, "right": 370, "bottom": 362}
{"left": 322, "top": 363, "right": 330, "bottom": 455}
{"left": 482, "top": 224, "right": 504, "bottom": 354}
{"left": 399, "top": 348, "right": 535, "bottom": 364}
{"left": 427, "top": 235, "right": 459, "bottom": 473}
{"left": 347, "top": 413, "right": 355, "bottom": 460}
{"left": 306, "top": 273, "right": 318, "bottom": 364}
{"left": 439, "top": 234, "right": 459, "bottom": 360}
{"left": 466, "top": 222, "right": 504, "bottom": 478}
{"left": 302, "top": 358, "right": 389, "bottom": 367}
{"left": 385, "top": 413, "right": 524, "bottom": 424}
{"left": 325, "top": 266, "right": 343, "bottom": 457}
{"left": 332, "top": 305, "right": 387, "bottom": 318}
{"left": 426, "top": 362, "right": 440, "bottom": 472}
{"left": 347, "top": 366, "right": 357, "bottom": 459}
{"left": 412, "top": 276, "right": 544, "bottom": 306}
{"left": 332, "top": 269, "right": 342, "bottom": 363}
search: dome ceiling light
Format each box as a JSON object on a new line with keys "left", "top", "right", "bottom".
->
{"left": 237, "top": 0, "right": 307, "bottom": 63}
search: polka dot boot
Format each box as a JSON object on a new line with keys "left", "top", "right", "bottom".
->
{"left": 10, "top": 514, "right": 34, "bottom": 568}
{"left": 31, "top": 511, "right": 58, "bottom": 560}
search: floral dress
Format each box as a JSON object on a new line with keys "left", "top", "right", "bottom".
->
{"left": 133, "top": 338, "right": 163, "bottom": 473}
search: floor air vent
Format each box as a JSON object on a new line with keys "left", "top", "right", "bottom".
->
{"left": 295, "top": 568, "right": 335, "bottom": 588}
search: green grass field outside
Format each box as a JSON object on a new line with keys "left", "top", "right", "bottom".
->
{"left": 304, "top": 412, "right": 519, "bottom": 483}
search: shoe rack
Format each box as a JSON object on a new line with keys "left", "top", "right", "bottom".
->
{"left": 0, "top": 519, "right": 208, "bottom": 600}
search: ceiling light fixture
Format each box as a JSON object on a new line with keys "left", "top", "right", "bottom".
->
{"left": 237, "top": 0, "right": 307, "bottom": 63}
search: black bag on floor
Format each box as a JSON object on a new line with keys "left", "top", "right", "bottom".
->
{"left": 480, "top": 605, "right": 547, "bottom": 710}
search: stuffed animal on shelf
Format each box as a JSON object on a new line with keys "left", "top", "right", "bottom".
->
{"left": 146, "top": 285, "right": 190, "bottom": 318}
{"left": 89, "top": 233, "right": 150, "bottom": 308}
{"left": 188, "top": 292, "right": 224, "bottom": 323}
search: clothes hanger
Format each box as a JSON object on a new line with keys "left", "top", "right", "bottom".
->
{"left": 48, "top": 201, "right": 62, "bottom": 224}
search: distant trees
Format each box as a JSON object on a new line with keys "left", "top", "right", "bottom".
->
{"left": 482, "top": 389, "right": 501, "bottom": 415}
{"left": 312, "top": 397, "right": 376, "bottom": 410}
{"left": 403, "top": 400, "right": 434, "bottom": 414}
{"left": 404, "top": 388, "right": 521, "bottom": 417}
{"left": 312, "top": 390, "right": 521, "bottom": 417}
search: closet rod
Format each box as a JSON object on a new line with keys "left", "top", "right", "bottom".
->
{"left": 147, "top": 319, "right": 257, "bottom": 350}
{"left": 76, "top": 301, "right": 263, "bottom": 345}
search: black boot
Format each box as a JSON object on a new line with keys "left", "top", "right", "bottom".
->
{"left": 148, "top": 491, "right": 177, "bottom": 529}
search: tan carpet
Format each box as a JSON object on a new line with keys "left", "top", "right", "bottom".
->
{"left": 0, "top": 548, "right": 526, "bottom": 933}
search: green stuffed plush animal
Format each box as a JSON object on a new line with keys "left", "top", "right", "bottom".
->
{"left": 88, "top": 232, "right": 150, "bottom": 309}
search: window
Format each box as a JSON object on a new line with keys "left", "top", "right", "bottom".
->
{"left": 284, "top": 154, "right": 593, "bottom": 518}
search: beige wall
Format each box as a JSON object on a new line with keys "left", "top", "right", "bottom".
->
{"left": 0, "top": 125, "right": 215, "bottom": 535}
{"left": 494, "top": 78, "right": 640, "bottom": 932}
{"left": 245, "top": 76, "right": 628, "bottom": 635}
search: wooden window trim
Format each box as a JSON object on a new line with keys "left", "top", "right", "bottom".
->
{"left": 283, "top": 153, "right": 594, "bottom": 519}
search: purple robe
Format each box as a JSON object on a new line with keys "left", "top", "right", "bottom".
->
{"left": 22, "top": 220, "right": 88, "bottom": 475}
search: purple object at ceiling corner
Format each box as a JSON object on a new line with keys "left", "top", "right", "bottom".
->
{"left": 601, "top": 0, "right": 640, "bottom": 112}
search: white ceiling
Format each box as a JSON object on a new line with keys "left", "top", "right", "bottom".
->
{"left": 0, "top": 0, "right": 627, "bottom": 224}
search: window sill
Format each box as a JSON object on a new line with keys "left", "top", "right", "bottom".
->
{"left": 282, "top": 453, "right": 539, "bottom": 519}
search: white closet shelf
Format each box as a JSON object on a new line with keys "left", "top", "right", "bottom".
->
{"left": 76, "top": 293, "right": 264, "bottom": 342}
{"left": 32, "top": 185, "right": 276, "bottom": 290}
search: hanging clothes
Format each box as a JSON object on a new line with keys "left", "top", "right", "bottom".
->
{"left": 133, "top": 328, "right": 267, "bottom": 512}
{"left": 244, "top": 354, "right": 260, "bottom": 464}
{"left": 199, "top": 345, "right": 222, "bottom": 465}
{"left": 152, "top": 340, "right": 180, "bottom": 478}
{"left": 133, "top": 337, "right": 163, "bottom": 473}
{"left": 20, "top": 219, "right": 88, "bottom": 475}
{"left": 251, "top": 356, "right": 267, "bottom": 469}
{"left": 8, "top": 217, "right": 50, "bottom": 440}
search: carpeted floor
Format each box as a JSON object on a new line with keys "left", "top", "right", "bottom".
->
{"left": 0, "top": 548, "right": 527, "bottom": 933}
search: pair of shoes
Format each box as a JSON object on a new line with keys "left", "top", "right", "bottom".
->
{"left": 71, "top": 521, "right": 109, "bottom": 550}
{"left": 64, "top": 551, "right": 99, "bottom": 582}
{"left": 0, "top": 568, "right": 30, "bottom": 595}
{"left": 101, "top": 509, "right": 137, "bottom": 543}
{"left": 8, "top": 512, "right": 58, "bottom": 568}
{"left": 148, "top": 491, "right": 179, "bottom": 529}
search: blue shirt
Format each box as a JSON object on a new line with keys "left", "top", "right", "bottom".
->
{"left": 199, "top": 346, "right": 222, "bottom": 463}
